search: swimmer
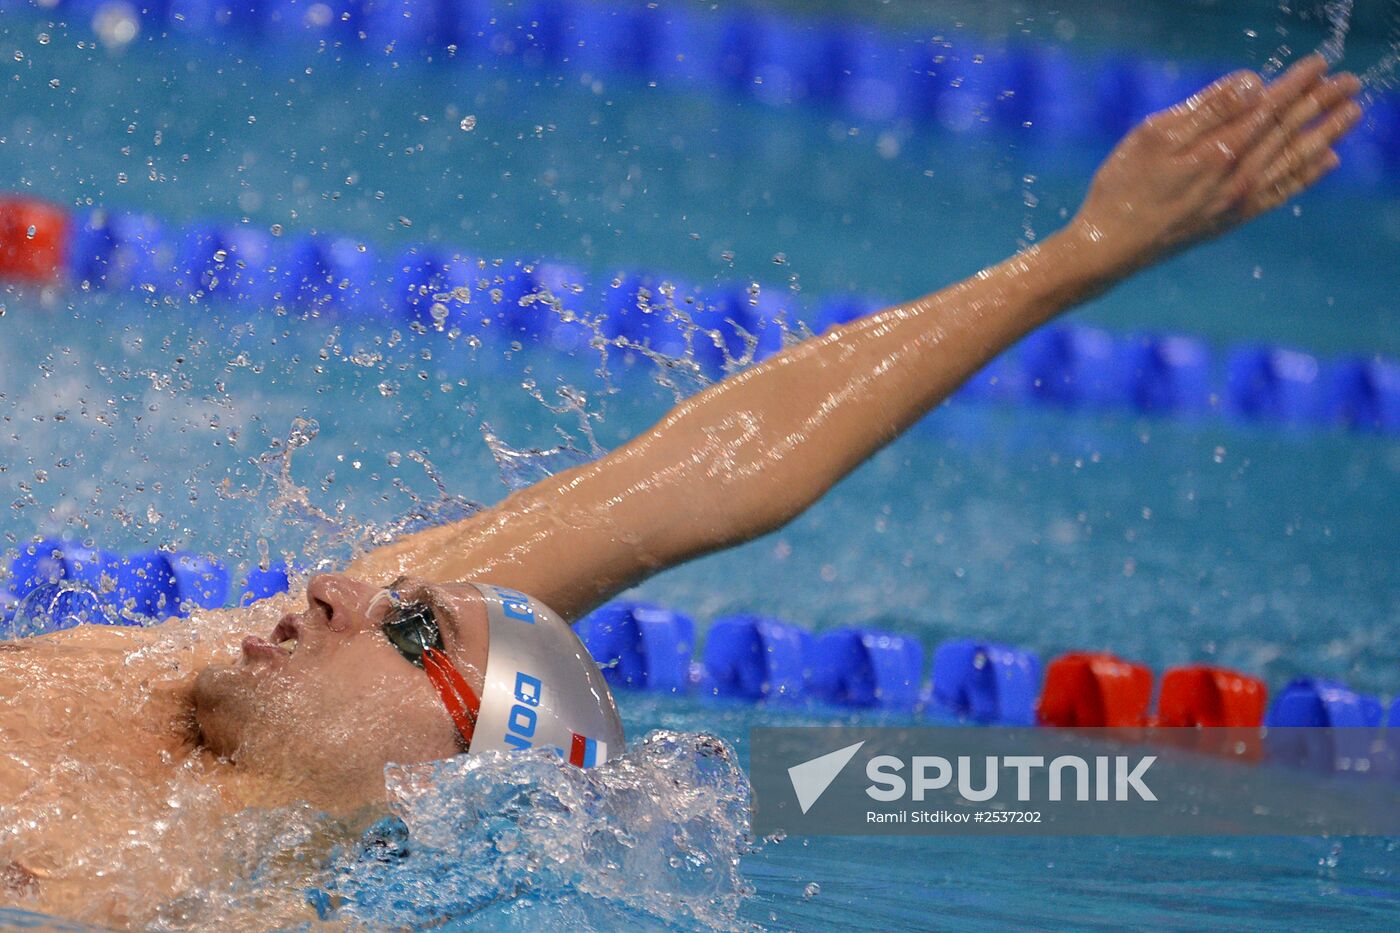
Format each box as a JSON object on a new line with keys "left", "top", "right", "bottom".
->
{"left": 0, "top": 56, "right": 1364, "bottom": 926}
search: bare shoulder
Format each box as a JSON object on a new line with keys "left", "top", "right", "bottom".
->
{"left": 9, "top": 604, "right": 259, "bottom": 671}
{"left": 23, "top": 620, "right": 166, "bottom": 655}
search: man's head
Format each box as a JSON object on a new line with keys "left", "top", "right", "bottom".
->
{"left": 193, "top": 573, "right": 489, "bottom": 810}
{"left": 192, "top": 573, "right": 624, "bottom": 812}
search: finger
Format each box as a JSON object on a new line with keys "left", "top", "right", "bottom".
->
{"left": 1275, "top": 72, "right": 1361, "bottom": 139}
{"left": 1256, "top": 104, "right": 1351, "bottom": 208}
{"left": 1261, "top": 53, "right": 1331, "bottom": 113}
{"left": 1244, "top": 148, "right": 1341, "bottom": 220}
{"left": 1291, "top": 98, "right": 1365, "bottom": 163}
{"left": 1215, "top": 73, "right": 1358, "bottom": 181}
{"left": 1189, "top": 55, "right": 1325, "bottom": 148}
{"left": 1168, "top": 69, "right": 1265, "bottom": 144}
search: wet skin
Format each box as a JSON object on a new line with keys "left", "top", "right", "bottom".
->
{"left": 190, "top": 574, "right": 491, "bottom": 807}
{"left": 0, "top": 57, "right": 1366, "bottom": 927}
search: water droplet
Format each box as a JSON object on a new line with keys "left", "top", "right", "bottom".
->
{"left": 93, "top": 2, "right": 141, "bottom": 48}
{"left": 459, "top": 115, "right": 477, "bottom": 131}
{"left": 287, "top": 418, "right": 319, "bottom": 449}
{"left": 803, "top": 882, "right": 821, "bottom": 899}
{"left": 24, "top": 225, "right": 36, "bottom": 240}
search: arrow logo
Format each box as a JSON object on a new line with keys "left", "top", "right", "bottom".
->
{"left": 788, "top": 741, "right": 865, "bottom": 814}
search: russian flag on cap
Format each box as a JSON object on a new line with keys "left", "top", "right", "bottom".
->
{"left": 569, "top": 732, "right": 607, "bottom": 768}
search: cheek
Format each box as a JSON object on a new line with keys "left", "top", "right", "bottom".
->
{"left": 295, "top": 649, "right": 462, "bottom": 769}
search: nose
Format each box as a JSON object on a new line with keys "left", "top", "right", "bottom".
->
{"left": 305, "top": 573, "right": 383, "bottom": 634}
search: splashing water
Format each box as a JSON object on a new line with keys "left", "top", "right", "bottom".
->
{"left": 313, "top": 732, "right": 756, "bottom": 931}
{"left": 1261, "top": 1, "right": 1354, "bottom": 76}
{"left": 0, "top": 265, "right": 793, "bottom": 929}
{"left": 1357, "top": 1, "right": 1400, "bottom": 101}
{"left": 1262, "top": 0, "right": 1400, "bottom": 103}
{"left": 1316, "top": 0, "right": 1356, "bottom": 65}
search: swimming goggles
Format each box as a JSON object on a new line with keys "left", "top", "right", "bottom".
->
{"left": 381, "top": 596, "right": 481, "bottom": 752}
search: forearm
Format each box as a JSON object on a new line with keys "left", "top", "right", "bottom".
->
{"left": 633, "top": 223, "right": 1123, "bottom": 543}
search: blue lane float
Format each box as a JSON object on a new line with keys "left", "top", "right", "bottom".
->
{"left": 241, "top": 561, "right": 295, "bottom": 606}
{"left": 1263, "top": 677, "right": 1386, "bottom": 773}
{"left": 1328, "top": 355, "right": 1400, "bottom": 432}
{"left": 4, "top": 580, "right": 119, "bottom": 638}
{"left": 7, "top": 539, "right": 229, "bottom": 622}
{"left": 18, "top": 0, "right": 1400, "bottom": 182}
{"left": 697, "top": 614, "right": 810, "bottom": 701}
{"left": 1226, "top": 345, "right": 1327, "bottom": 425}
{"left": 67, "top": 210, "right": 167, "bottom": 293}
{"left": 576, "top": 601, "right": 695, "bottom": 693}
{"left": 9, "top": 538, "right": 110, "bottom": 599}
{"left": 22, "top": 199, "right": 1400, "bottom": 436}
{"left": 1264, "top": 677, "right": 1384, "bottom": 728}
{"left": 1125, "top": 333, "right": 1214, "bottom": 415}
{"left": 806, "top": 627, "right": 924, "bottom": 710}
{"left": 1020, "top": 324, "right": 1128, "bottom": 408}
{"left": 929, "top": 639, "right": 1042, "bottom": 726}
{"left": 134, "top": 551, "right": 231, "bottom": 617}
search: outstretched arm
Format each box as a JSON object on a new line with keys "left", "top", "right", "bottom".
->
{"left": 352, "top": 56, "right": 1361, "bottom": 619}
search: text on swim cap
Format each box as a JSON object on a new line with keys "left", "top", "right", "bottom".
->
{"left": 489, "top": 585, "right": 536, "bottom": 624}
{"left": 503, "top": 670, "right": 543, "bottom": 751}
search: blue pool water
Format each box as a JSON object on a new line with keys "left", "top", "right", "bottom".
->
{"left": 2, "top": 2, "right": 1399, "bottom": 929}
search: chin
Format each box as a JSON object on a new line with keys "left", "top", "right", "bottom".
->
{"left": 192, "top": 663, "right": 252, "bottom": 758}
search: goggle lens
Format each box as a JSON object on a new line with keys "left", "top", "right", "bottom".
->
{"left": 381, "top": 600, "right": 442, "bottom": 667}
{"left": 381, "top": 594, "right": 480, "bottom": 752}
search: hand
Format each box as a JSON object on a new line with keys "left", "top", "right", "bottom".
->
{"left": 1069, "top": 54, "right": 1363, "bottom": 276}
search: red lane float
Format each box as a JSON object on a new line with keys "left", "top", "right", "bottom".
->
{"left": 1036, "top": 651, "right": 1153, "bottom": 727}
{"left": 1156, "top": 664, "right": 1267, "bottom": 727}
{"left": 0, "top": 196, "right": 67, "bottom": 284}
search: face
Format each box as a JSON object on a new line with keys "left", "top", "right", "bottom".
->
{"left": 193, "top": 573, "right": 490, "bottom": 811}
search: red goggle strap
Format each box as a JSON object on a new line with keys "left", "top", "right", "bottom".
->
{"left": 422, "top": 645, "right": 481, "bottom": 750}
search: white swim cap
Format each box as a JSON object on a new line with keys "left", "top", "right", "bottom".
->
{"left": 465, "top": 582, "right": 624, "bottom": 767}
